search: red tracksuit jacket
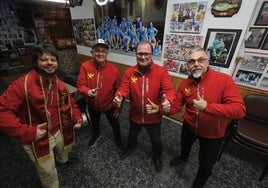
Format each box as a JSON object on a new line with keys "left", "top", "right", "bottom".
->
{"left": 77, "top": 59, "right": 121, "bottom": 112}
{"left": 169, "top": 67, "right": 246, "bottom": 138}
{"left": 116, "top": 62, "right": 176, "bottom": 124}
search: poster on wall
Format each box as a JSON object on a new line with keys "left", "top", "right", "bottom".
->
{"left": 0, "top": 2, "right": 37, "bottom": 50}
{"left": 233, "top": 53, "right": 268, "bottom": 91}
{"left": 254, "top": 1, "right": 268, "bottom": 26}
{"left": 169, "top": 1, "right": 207, "bottom": 33}
{"left": 163, "top": 33, "right": 203, "bottom": 75}
{"left": 245, "top": 27, "right": 267, "bottom": 49}
{"left": 203, "top": 28, "right": 242, "bottom": 68}
{"left": 93, "top": 0, "right": 166, "bottom": 60}
{"left": 72, "top": 18, "right": 96, "bottom": 47}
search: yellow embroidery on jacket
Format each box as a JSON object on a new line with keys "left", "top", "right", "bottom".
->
{"left": 185, "top": 87, "right": 191, "bottom": 95}
{"left": 87, "top": 72, "right": 94, "bottom": 79}
{"left": 131, "top": 76, "right": 138, "bottom": 83}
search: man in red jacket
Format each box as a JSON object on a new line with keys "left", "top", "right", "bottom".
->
{"left": 0, "top": 42, "right": 82, "bottom": 188}
{"left": 147, "top": 48, "right": 246, "bottom": 187}
{"left": 113, "top": 41, "right": 176, "bottom": 172}
{"left": 77, "top": 39, "right": 124, "bottom": 150}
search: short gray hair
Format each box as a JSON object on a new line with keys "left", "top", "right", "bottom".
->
{"left": 188, "top": 47, "right": 207, "bottom": 55}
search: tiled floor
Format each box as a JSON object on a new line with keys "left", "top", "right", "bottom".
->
{"left": 0, "top": 101, "right": 267, "bottom": 187}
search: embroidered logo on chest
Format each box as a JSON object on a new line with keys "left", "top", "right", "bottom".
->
{"left": 87, "top": 72, "right": 95, "bottom": 79}
{"left": 185, "top": 87, "right": 191, "bottom": 95}
{"left": 131, "top": 76, "right": 138, "bottom": 83}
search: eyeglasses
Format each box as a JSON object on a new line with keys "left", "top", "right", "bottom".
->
{"left": 136, "top": 53, "right": 152, "bottom": 58}
{"left": 93, "top": 49, "right": 108, "bottom": 54}
{"left": 187, "top": 58, "right": 208, "bottom": 66}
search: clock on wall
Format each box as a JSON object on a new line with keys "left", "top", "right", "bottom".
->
{"left": 154, "top": 0, "right": 164, "bottom": 9}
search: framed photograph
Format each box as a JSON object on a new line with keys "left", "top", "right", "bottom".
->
{"left": 261, "top": 34, "right": 268, "bottom": 50}
{"left": 169, "top": 1, "right": 208, "bottom": 33}
{"left": 245, "top": 27, "right": 267, "bottom": 49}
{"left": 232, "top": 53, "right": 268, "bottom": 91}
{"left": 203, "top": 28, "right": 242, "bottom": 68}
{"left": 254, "top": 2, "right": 268, "bottom": 26}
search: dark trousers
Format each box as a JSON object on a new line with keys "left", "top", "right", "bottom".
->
{"left": 180, "top": 124, "right": 224, "bottom": 188}
{"left": 127, "top": 120, "right": 162, "bottom": 158}
{"left": 88, "top": 107, "right": 122, "bottom": 143}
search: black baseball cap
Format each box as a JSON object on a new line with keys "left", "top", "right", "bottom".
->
{"left": 92, "top": 39, "right": 109, "bottom": 49}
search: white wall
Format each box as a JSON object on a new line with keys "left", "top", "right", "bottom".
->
{"left": 70, "top": 0, "right": 259, "bottom": 76}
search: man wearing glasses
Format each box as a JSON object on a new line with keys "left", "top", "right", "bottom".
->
{"left": 77, "top": 39, "right": 124, "bottom": 150}
{"left": 113, "top": 41, "right": 176, "bottom": 172}
{"left": 147, "top": 48, "right": 245, "bottom": 187}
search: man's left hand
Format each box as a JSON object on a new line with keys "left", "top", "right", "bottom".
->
{"left": 146, "top": 98, "right": 159, "bottom": 114}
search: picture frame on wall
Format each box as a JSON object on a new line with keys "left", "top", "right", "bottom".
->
{"left": 245, "top": 27, "right": 267, "bottom": 49}
{"left": 203, "top": 28, "right": 242, "bottom": 68}
{"left": 232, "top": 53, "right": 268, "bottom": 91}
{"left": 261, "top": 33, "right": 268, "bottom": 50}
{"left": 254, "top": 2, "right": 268, "bottom": 26}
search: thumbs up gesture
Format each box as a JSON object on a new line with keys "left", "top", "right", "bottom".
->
{"left": 161, "top": 94, "right": 171, "bottom": 113}
{"left": 193, "top": 91, "right": 207, "bottom": 111}
{"left": 146, "top": 98, "right": 159, "bottom": 114}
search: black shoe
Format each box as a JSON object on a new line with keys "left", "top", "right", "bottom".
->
{"left": 153, "top": 157, "right": 162, "bottom": 172}
{"left": 88, "top": 136, "right": 100, "bottom": 148}
{"left": 120, "top": 149, "right": 132, "bottom": 160}
{"left": 169, "top": 156, "right": 188, "bottom": 166}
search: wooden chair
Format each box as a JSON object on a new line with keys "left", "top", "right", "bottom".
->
{"left": 217, "top": 94, "right": 268, "bottom": 181}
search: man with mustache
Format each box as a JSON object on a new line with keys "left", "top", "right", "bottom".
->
{"left": 147, "top": 48, "right": 245, "bottom": 187}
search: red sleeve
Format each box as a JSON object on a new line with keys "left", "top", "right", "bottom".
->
{"left": 0, "top": 77, "right": 37, "bottom": 143}
{"left": 205, "top": 77, "right": 246, "bottom": 119}
{"left": 116, "top": 70, "right": 131, "bottom": 99}
{"left": 168, "top": 83, "right": 185, "bottom": 115}
{"left": 160, "top": 68, "right": 176, "bottom": 105}
{"left": 77, "top": 61, "right": 91, "bottom": 98}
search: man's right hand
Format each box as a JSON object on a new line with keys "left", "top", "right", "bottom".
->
{"left": 113, "top": 93, "right": 123, "bottom": 108}
{"left": 88, "top": 88, "right": 99, "bottom": 98}
{"left": 35, "top": 122, "right": 47, "bottom": 141}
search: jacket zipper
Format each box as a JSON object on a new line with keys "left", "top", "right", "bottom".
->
{"left": 141, "top": 76, "right": 145, "bottom": 124}
{"left": 195, "top": 85, "right": 204, "bottom": 134}
{"left": 95, "top": 68, "right": 101, "bottom": 109}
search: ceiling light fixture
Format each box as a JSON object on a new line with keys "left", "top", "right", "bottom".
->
{"left": 95, "top": 0, "right": 115, "bottom": 6}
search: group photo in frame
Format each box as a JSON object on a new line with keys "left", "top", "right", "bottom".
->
{"left": 93, "top": 0, "right": 167, "bottom": 60}
{"left": 261, "top": 33, "right": 268, "bottom": 50}
{"left": 245, "top": 27, "right": 267, "bottom": 49}
{"left": 232, "top": 53, "right": 268, "bottom": 90}
{"left": 254, "top": 1, "right": 268, "bottom": 26}
{"left": 203, "top": 28, "right": 242, "bottom": 68}
{"left": 169, "top": 1, "right": 207, "bottom": 33}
